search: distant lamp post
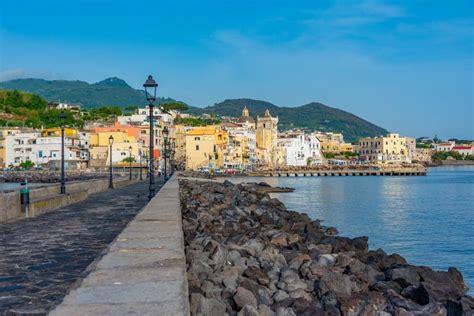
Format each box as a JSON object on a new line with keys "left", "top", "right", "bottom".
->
{"left": 108, "top": 135, "right": 114, "bottom": 188}
{"left": 59, "top": 111, "right": 66, "bottom": 194}
{"left": 143, "top": 75, "right": 158, "bottom": 200}
{"left": 139, "top": 148, "right": 143, "bottom": 180}
{"left": 163, "top": 126, "right": 169, "bottom": 182}
{"left": 128, "top": 145, "right": 133, "bottom": 180}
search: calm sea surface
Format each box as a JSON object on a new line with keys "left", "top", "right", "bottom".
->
{"left": 250, "top": 166, "right": 474, "bottom": 294}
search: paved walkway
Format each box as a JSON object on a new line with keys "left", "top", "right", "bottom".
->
{"left": 50, "top": 175, "right": 189, "bottom": 316}
{"left": 0, "top": 181, "right": 158, "bottom": 315}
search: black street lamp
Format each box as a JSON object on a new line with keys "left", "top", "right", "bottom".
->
{"left": 139, "top": 148, "right": 143, "bottom": 180}
{"left": 109, "top": 135, "right": 114, "bottom": 188}
{"left": 143, "top": 75, "right": 158, "bottom": 200}
{"left": 163, "top": 126, "right": 169, "bottom": 182}
{"left": 59, "top": 111, "right": 66, "bottom": 194}
{"left": 129, "top": 145, "right": 133, "bottom": 180}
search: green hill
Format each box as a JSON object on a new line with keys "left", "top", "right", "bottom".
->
{"left": 0, "top": 77, "right": 175, "bottom": 109}
{"left": 187, "top": 98, "right": 387, "bottom": 142}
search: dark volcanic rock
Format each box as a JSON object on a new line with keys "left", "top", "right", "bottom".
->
{"left": 180, "top": 179, "right": 472, "bottom": 315}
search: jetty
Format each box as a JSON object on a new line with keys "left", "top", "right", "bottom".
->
{"left": 247, "top": 166, "right": 427, "bottom": 177}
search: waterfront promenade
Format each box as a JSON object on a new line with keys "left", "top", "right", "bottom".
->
{"left": 0, "top": 181, "right": 156, "bottom": 315}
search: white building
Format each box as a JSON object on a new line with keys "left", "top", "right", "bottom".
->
{"left": 117, "top": 106, "right": 173, "bottom": 126}
{"left": 277, "top": 132, "right": 322, "bottom": 167}
{"left": 433, "top": 142, "right": 455, "bottom": 152}
{"left": 5, "top": 132, "right": 89, "bottom": 169}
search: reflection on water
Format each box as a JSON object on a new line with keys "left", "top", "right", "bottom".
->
{"left": 247, "top": 166, "right": 474, "bottom": 294}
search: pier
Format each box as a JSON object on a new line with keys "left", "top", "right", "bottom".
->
{"left": 248, "top": 167, "right": 427, "bottom": 177}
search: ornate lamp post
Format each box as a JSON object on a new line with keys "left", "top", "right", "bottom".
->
{"left": 128, "top": 145, "right": 133, "bottom": 180}
{"left": 143, "top": 75, "right": 158, "bottom": 200}
{"left": 108, "top": 135, "right": 114, "bottom": 188}
{"left": 139, "top": 148, "right": 143, "bottom": 180}
{"left": 163, "top": 126, "right": 169, "bottom": 182}
{"left": 59, "top": 111, "right": 66, "bottom": 194}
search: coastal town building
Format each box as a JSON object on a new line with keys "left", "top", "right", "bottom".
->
{"left": 3, "top": 128, "right": 88, "bottom": 169}
{"left": 452, "top": 145, "right": 474, "bottom": 156}
{"left": 117, "top": 106, "right": 173, "bottom": 126}
{"left": 47, "top": 102, "right": 81, "bottom": 113}
{"left": 221, "top": 107, "right": 257, "bottom": 167}
{"left": 276, "top": 131, "right": 323, "bottom": 167}
{"left": 314, "top": 132, "right": 353, "bottom": 153}
{"left": 357, "top": 133, "right": 411, "bottom": 164}
{"left": 224, "top": 134, "right": 249, "bottom": 170}
{"left": 89, "top": 131, "right": 143, "bottom": 166}
{"left": 0, "top": 128, "right": 22, "bottom": 168}
{"left": 256, "top": 109, "right": 278, "bottom": 166}
{"left": 433, "top": 142, "right": 455, "bottom": 152}
{"left": 185, "top": 125, "right": 228, "bottom": 170}
{"left": 414, "top": 148, "right": 433, "bottom": 162}
{"left": 169, "top": 124, "right": 187, "bottom": 167}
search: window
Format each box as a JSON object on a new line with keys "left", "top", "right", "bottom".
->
{"left": 213, "top": 145, "right": 217, "bottom": 152}
{"left": 38, "top": 150, "right": 43, "bottom": 158}
{"left": 196, "top": 145, "right": 199, "bottom": 150}
{"left": 194, "top": 137, "right": 200, "bottom": 141}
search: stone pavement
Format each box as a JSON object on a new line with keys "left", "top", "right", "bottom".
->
{"left": 0, "top": 181, "right": 157, "bottom": 315}
{"left": 50, "top": 175, "right": 189, "bottom": 316}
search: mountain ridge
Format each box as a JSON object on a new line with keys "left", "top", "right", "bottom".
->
{"left": 188, "top": 98, "right": 387, "bottom": 142}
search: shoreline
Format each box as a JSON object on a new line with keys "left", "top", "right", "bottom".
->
{"left": 180, "top": 178, "right": 473, "bottom": 315}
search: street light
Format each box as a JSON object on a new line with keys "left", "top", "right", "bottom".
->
{"left": 163, "top": 126, "right": 169, "bottom": 182}
{"left": 129, "top": 145, "right": 133, "bottom": 180}
{"left": 108, "top": 135, "right": 114, "bottom": 188}
{"left": 59, "top": 111, "right": 66, "bottom": 194}
{"left": 143, "top": 75, "right": 158, "bottom": 200}
{"left": 139, "top": 148, "right": 143, "bottom": 180}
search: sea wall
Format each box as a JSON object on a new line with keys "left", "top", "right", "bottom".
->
{"left": 180, "top": 179, "right": 473, "bottom": 315}
{"left": 0, "top": 176, "right": 141, "bottom": 222}
{"left": 50, "top": 174, "right": 190, "bottom": 316}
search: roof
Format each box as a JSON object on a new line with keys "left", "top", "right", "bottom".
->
{"left": 186, "top": 126, "right": 221, "bottom": 136}
{"left": 238, "top": 116, "right": 255, "bottom": 124}
{"left": 452, "top": 146, "right": 472, "bottom": 150}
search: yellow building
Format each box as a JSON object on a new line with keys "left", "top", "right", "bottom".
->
{"left": 256, "top": 109, "right": 278, "bottom": 165}
{"left": 90, "top": 131, "right": 142, "bottom": 165}
{"left": 357, "top": 133, "right": 411, "bottom": 164}
{"left": 41, "top": 128, "right": 78, "bottom": 138}
{"left": 185, "top": 125, "right": 228, "bottom": 170}
{"left": 315, "top": 132, "right": 353, "bottom": 153}
{"left": 170, "top": 124, "right": 186, "bottom": 167}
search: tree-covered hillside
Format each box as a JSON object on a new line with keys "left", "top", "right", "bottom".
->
{"left": 0, "top": 77, "right": 176, "bottom": 109}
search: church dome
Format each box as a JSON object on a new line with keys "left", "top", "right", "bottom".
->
{"left": 238, "top": 106, "right": 255, "bottom": 123}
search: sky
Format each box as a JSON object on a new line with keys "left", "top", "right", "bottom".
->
{"left": 0, "top": 0, "right": 473, "bottom": 139}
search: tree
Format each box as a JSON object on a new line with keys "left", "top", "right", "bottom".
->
{"left": 19, "top": 160, "right": 35, "bottom": 170}
{"left": 122, "top": 157, "right": 136, "bottom": 163}
{"left": 124, "top": 105, "right": 138, "bottom": 114}
{"left": 161, "top": 102, "right": 189, "bottom": 112}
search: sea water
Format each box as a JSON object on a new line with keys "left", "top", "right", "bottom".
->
{"left": 250, "top": 166, "right": 474, "bottom": 294}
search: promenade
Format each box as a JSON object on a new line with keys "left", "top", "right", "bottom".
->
{"left": 0, "top": 181, "right": 156, "bottom": 315}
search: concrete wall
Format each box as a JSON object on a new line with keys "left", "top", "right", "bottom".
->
{"left": 0, "top": 176, "right": 141, "bottom": 222}
{"left": 50, "top": 174, "right": 189, "bottom": 316}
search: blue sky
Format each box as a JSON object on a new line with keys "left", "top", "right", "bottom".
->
{"left": 0, "top": 0, "right": 473, "bottom": 139}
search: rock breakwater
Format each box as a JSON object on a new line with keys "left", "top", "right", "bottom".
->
{"left": 0, "top": 171, "right": 106, "bottom": 183}
{"left": 180, "top": 179, "right": 473, "bottom": 315}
